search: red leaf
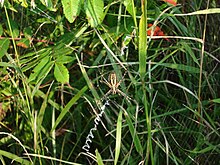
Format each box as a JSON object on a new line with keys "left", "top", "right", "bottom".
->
{"left": 156, "top": 31, "right": 165, "bottom": 36}
{"left": 147, "top": 24, "right": 170, "bottom": 41}
{"left": 157, "top": 31, "right": 170, "bottom": 41}
{"left": 163, "top": 0, "right": 177, "bottom": 6}
{"left": 147, "top": 24, "right": 161, "bottom": 36}
{"left": 17, "top": 42, "right": 28, "bottom": 48}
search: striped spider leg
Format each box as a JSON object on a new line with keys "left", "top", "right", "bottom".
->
{"left": 101, "top": 72, "right": 131, "bottom": 102}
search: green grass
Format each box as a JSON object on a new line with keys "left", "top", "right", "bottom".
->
{"left": 0, "top": 0, "right": 220, "bottom": 164}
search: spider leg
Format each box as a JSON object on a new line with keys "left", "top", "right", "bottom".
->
{"left": 100, "top": 74, "right": 112, "bottom": 88}
{"left": 116, "top": 89, "right": 131, "bottom": 103}
{"left": 101, "top": 89, "right": 112, "bottom": 100}
{"left": 115, "top": 71, "right": 128, "bottom": 88}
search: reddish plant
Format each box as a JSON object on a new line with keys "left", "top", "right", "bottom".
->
{"left": 163, "top": 0, "right": 177, "bottom": 6}
{"left": 147, "top": 24, "right": 170, "bottom": 41}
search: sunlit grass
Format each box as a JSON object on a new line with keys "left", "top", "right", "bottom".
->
{"left": 0, "top": 0, "right": 220, "bottom": 164}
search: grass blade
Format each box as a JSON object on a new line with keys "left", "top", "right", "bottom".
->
{"left": 114, "top": 110, "right": 122, "bottom": 165}
{"left": 175, "top": 8, "right": 220, "bottom": 16}
{"left": 51, "top": 85, "right": 88, "bottom": 132}
{"left": 124, "top": 110, "right": 143, "bottom": 155}
{"left": 95, "top": 149, "right": 104, "bottom": 165}
{"left": 138, "top": 1, "right": 147, "bottom": 79}
{"left": 0, "top": 150, "right": 31, "bottom": 165}
{"left": 76, "top": 53, "right": 101, "bottom": 107}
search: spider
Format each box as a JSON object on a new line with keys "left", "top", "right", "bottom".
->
{"left": 101, "top": 72, "right": 130, "bottom": 100}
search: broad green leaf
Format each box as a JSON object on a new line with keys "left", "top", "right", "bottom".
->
{"left": 21, "top": 48, "right": 51, "bottom": 72}
{"left": 61, "top": 0, "right": 81, "bottom": 23}
{"left": 0, "top": 38, "right": 10, "bottom": 58}
{"left": 31, "top": 56, "right": 50, "bottom": 74}
{"left": 0, "top": 62, "right": 16, "bottom": 69}
{"left": 28, "top": 56, "right": 53, "bottom": 83}
{"left": 54, "top": 63, "right": 69, "bottom": 83}
{"left": 56, "top": 55, "right": 75, "bottom": 64}
{"left": 20, "top": 48, "right": 51, "bottom": 60}
{"left": 84, "top": 0, "right": 104, "bottom": 27}
{"left": 57, "top": 32, "right": 76, "bottom": 44}
{"left": 123, "top": 0, "right": 136, "bottom": 18}
{"left": 12, "top": 0, "right": 28, "bottom": 7}
{"left": 52, "top": 43, "right": 73, "bottom": 58}
{"left": 36, "top": 61, "right": 54, "bottom": 83}
{"left": 212, "top": 98, "right": 220, "bottom": 104}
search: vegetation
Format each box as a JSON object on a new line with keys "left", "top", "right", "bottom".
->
{"left": 0, "top": 0, "right": 220, "bottom": 164}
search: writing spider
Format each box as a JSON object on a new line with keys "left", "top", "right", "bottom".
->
{"left": 100, "top": 72, "right": 130, "bottom": 101}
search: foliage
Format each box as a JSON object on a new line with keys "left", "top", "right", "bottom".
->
{"left": 0, "top": 0, "right": 220, "bottom": 164}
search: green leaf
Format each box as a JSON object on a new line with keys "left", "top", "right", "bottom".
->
{"left": 212, "top": 98, "right": 220, "bottom": 104}
{"left": 158, "top": 63, "right": 200, "bottom": 73}
{"left": 76, "top": 54, "right": 101, "bottom": 106}
{"left": 138, "top": 13, "right": 147, "bottom": 79}
{"left": 57, "top": 32, "right": 76, "bottom": 44}
{"left": 4, "top": 1, "right": 18, "bottom": 12}
{"left": 19, "top": 0, "right": 28, "bottom": 7}
{"left": 0, "top": 62, "right": 14, "bottom": 67}
{"left": 6, "top": 20, "right": 19, "bottom": 38}
{"left": 123, "top": 0, "right": 136, "bottom": 18}
{"left": 176, "top": 8, "right": 220, "bottom": 16}
{"left": 124, "top": 110, "right": 143, "bottom": 155}
{"left": 24, "top": 27, "right": 33, "bottom": 39}
{"left": 28, "top": 56, "right": 54, "bottom": 83}
{"left": 39, "top": 0, "right": 58, "bottom": 11}
{"left": 84, "top": 0, "right": 104, "bottom": 27}
{"left": 51, "top": 86, "right": 88, "bottom": 132}
{"left": 52, "top": 43, "right": 73, "bottom": 58}
{"left": 96, "top": 149, "right": 104, "bottom": 165}
{"left": 114, "top": 110, "right": 122, "bottom": 165}
{"left": 0, "top": 24, "right": 3, "bottom": 36}
{"left": 61, "top": 0, "right": 81, "bottom": 23}
{"left": 56, "top": 55, "right": 76, "bottom": 64}
{"left": 181, "top": 42, "right": 200, "bottom": 66}
{"left": 54, "top": 63, "right": 69, "bottom": 83}
{"left": 0, "top": 150, "right": 31, "bottom": 165}
{"left": 29, "top": 56, "right": 50, "bottom": 79}
{"left": 0, "top": 38, "right": 10, "bottom": 59}
{"left": 37, "top": 84, "right": 53, "bottom": 136}
{"left": 16, "top": 38, "right": 30, "bottom": 49}
{"left": 21, "top": 48, "right": 52, "bottom": 72}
